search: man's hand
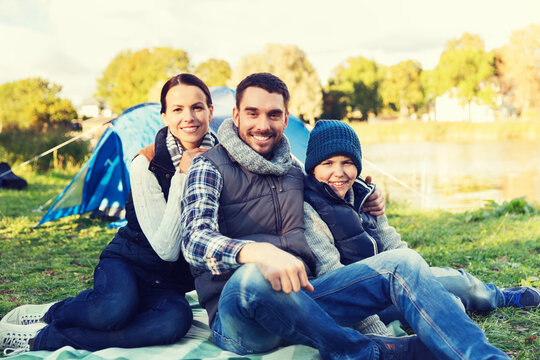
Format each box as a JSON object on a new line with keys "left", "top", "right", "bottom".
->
{"left": 363, "top": 175, "right": 385, "bottom": 216}
{"left": 179, "top": 148, "right": 208, "bottom": 174}
{"left": 237, "top": 242, "right": 314, "bottom": 294}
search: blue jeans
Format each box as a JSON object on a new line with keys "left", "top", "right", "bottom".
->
{"left": 33, "top": 258, "right": 192, "bottom": 351}
{"left": 212, "top": 249, "right": 508, "bottom": 360}
{"left": 431, "top": 267, "right": 503, "bottom": 309}
{"left": 378, "top": 266, "right": 503, "bottom": 325}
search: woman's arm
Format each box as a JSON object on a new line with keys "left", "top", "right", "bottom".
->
{"left": 130, "top": 155, "right": 185, "bottom": 261}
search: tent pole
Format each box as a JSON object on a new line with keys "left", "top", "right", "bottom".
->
{"left": 0, "top": 122, "right": 110, "bottom": 178}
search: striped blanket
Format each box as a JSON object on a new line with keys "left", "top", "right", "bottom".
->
{"left": 8, "top": 292, "right": 322, "bottom": 360}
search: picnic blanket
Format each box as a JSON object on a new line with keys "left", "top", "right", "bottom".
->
{"left": 8, "top": 292, "right": 322, "bottom": 360}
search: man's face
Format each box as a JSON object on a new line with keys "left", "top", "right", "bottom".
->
{"left": 233, "top": 87, "right": 289, "bottom": 157}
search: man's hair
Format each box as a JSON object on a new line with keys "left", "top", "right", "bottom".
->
{"left": 235, "top": 73, "right": 290, "bottom": 111}
{"left": 160, "top": 73, "right": 212, "bottom": 114}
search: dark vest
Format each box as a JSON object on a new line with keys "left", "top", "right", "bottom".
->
{"left": 100, "top": 127, "right": 194, "bottom": 294}
{"left": 195, "top": 144, "right": 316, "bottom": 325}
{"left": 304, "top": 174, "right": 382, "bottom": 265}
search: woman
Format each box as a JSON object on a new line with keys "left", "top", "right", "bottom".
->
{"left": 1, "top": 74, "right": 217, "bottom": 356}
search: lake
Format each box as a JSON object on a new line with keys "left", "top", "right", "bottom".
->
{"left": 361, "top": 140, "right": 540, "bottom": 211}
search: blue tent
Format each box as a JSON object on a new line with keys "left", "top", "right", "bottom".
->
{"left": 38, "top": 87, "right": 310, "bottom": 226}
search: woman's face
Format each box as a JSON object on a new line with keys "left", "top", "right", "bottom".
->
{"left": 313, "top": 155, "right": 358, "bottom": 199}
{"left": 161, "top": 84, "right": 212, "bottom": 150}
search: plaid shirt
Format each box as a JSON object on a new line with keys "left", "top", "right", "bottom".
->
{"left": 180, "top": 155, "right": 252, "bottom": 275}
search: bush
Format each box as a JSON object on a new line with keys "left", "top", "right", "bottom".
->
{"left": 0, "top": 127, "right": 90, "bottom": 172}
{"left": 465, "top": 197, "right": 539, "bottom": 222}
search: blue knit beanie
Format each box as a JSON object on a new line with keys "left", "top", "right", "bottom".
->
{"left": 305, "top": 120, "right": 362, "bottom": 174}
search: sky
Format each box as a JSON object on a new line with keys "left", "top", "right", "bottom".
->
{"left": 1, "top": 0, "right": 539, "bottom": 106}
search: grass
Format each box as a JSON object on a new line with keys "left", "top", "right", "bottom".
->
{"left": 0, "top": 168, "right": 115, "bottom": 308}
{"left": 0, "top": 168, "right": 539, "bottom": 359}
{"left": 388, "top": 200, "right": 540, "bottom": 358}
{"left": 0, "top": 127, "right": 90, "bottom": 172}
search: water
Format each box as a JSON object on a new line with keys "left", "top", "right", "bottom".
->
{"left": 361, "top": 141, "right": 540, "bottom": 211}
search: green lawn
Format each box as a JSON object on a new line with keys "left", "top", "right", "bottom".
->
{"left": 0, "top": 168, "right": 538, "bottom": 359}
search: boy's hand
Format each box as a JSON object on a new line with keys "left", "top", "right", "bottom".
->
{"left": 363, "top": 175, "right": 385, "bottom": 216}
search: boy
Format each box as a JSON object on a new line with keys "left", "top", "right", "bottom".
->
{"left": 303, "top": 120, "right": 539, "bottom": 335}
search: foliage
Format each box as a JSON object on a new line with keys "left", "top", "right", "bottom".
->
{"left": 321, "top": 89, "right": 349, "bottom": 120}
{"left": 0, "top": 78, "right": 78, "bottom": 129}
{"left": 95, "top": 50, "right": 131, "bottom": 105}
{"left": 465, "top": 198, "right": 539, "bottom": 223}
{"left": 326, "top": 56, "right": 383, "bottom": 120}
{"left": 379, "top": 60, "right": 424, "bottom": 116}
{"left": 229, "top": 44, "right": 323, "bottom": 123}
{"left": 96, "top": 47, "right": 190, "bottom": 114}
{"left": 0, "top": 127, "right": 89, "bottom": 172}
{"left": 195, "top": 58, "right": 231, "bottom": 87}
{"left": 497, "top": 23, "right": 540, "bottom": 116}
{"left": 429, "top": 33, "right": 496, "bottom": 120}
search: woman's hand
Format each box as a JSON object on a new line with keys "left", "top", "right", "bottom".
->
{"left": 362, "top": 175, "right": 385, "bottom": 216}
{"left": 179, "top": 148, "right": 208, "bottom": 174}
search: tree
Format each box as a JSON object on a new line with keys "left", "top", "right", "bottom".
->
{"left": 429, "top": 33, "right": 496, "bottom": 120}
{"left": 229, "top": 44, "right": 322, "bottom": 123}
{"left": 326, "top": 56, "right": 382, "bottom": 120}
{"left": 0, "top": 78, "right": 77, "bottom": 130}
{"left": 96, "top": 47, "right": 190, "bottom": 114}
{"left": 95, "top": 50, "right": 131, "bottom": 103}
{"left": 380, "top": 60, "right": 424, "bottom": 117}
{"left": 497, "top": 23, "right": 540, "bottom": 116}
{"left": 321, "top": 89, "right": 349, "bottom": 120}
{"left": 195, "top": 58, "right": 231, "bottom": 87}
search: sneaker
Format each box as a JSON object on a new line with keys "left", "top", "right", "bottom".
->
{"left": 0, "top": 322, "right": 45, "bottom": 355}
{"left": 3, "top": 339, "right": 30, "bottom": 357}
{"left": 1, "top": 302, "right": 55, "bottom": 325}
{"left": 366, "top": 334, "right": 437, "bottom": 360}
{"left": 502, "top": 287, "right": 540, "bottom": 308}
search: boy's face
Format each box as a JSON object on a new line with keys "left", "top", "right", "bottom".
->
{"left": 313, "top": 155, "right": 358, "bottom": 199}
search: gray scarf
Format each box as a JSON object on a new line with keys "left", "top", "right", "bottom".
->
{"left": 166, "top": 128, "right": 217, "bottom": 169}
{"left": 217, "top": 118, "right": 293, "bottom": 176}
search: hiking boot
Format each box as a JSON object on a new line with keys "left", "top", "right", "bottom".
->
{"left": 0, "top": 322, "right": 45, "bottom": 355}
{"left": 366, "top": 334, "right": 437, "bottom": 360}
{"left": 1, "top": 302, "right": 55, "bottom": 325}
{"left": 502, "top": 287, "right": 540, "bottom": 308}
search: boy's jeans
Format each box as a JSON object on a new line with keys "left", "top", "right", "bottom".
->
{"left": 379, "top": 266, "right": 503, "bottom": 325}
{"left": 212, "top": 249, "right": 508, "bottom": 360}
{"left": 34, "top": 258, "right": 192, "bottom": 351}
{"left": 431, "top": 266, "right": 503, "bottom": 309}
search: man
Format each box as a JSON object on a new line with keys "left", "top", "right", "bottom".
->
{"left": 181, "top": 73, "right": 508, "bottom": 360}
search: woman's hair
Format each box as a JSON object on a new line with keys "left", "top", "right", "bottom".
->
{"left": 160, "top": 73, "right": 212, "bottom": 114}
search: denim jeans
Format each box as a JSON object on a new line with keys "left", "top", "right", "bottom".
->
{"left": 378, "top": 266, "right": 503, "bottom": 325}
{"left": 212, "top": 249, "right": 508, "bottom": 360}
{"left": 431, "top": 266, "right": 503, "bottom": 309}
{"left": 33, "top": 258, "right": 192, "bottom": 351}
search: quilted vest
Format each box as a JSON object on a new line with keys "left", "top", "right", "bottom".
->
{"left": 100, "top": 127, "right": 194, "bottom": 293}
{"left": 304, "top": 174, "right": 382, "bottom": 265}
{"left": 195, "top": 144, "right": 316, "bottom": 325}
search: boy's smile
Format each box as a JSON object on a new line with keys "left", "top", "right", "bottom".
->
{"left": 313, "top": 155, "right": 358, "bottom": 199}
